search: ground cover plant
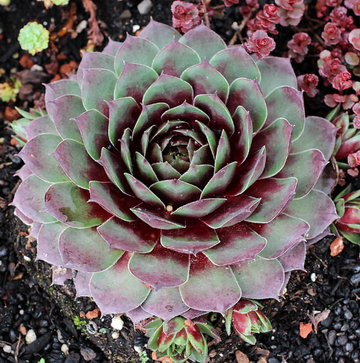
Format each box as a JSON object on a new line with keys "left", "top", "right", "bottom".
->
{"left": 1, "top": 0, "right": 360, "bottom": 362}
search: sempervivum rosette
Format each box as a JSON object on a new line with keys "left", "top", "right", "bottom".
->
{"left": 13, "top": 20, "right": 338, "bottom": 324}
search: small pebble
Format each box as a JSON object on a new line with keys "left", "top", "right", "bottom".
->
{"left": 3, "top": 345, "right": 11, "bottom": 354}
{"left": 137, "top": 0, "right": 152, "bottom": 14}
{"left": 111, "top": 316, "right": 124, "bottom": 331}
{"left": 111, "top": 331, "right": 119, "bottom": 339}
{"left": 25, "top": 329, "right": 37, "bottom": 344}
{"left": 61, "top": 344, "right": 69, "bottom": 355}
{"left": 328, "top": 330, "right": 336, "bottom": 345}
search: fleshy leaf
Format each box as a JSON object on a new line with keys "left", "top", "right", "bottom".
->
{"left": 152, "top": 162, "right": 181, "bottom": 180}
{"left": 129, "top": 243, "right": 190, "bottom": 289}
{"left": 114, "top": 63, "right": 158, "bottom": 102}
{"left": 24, "top": 115, "right": 59, "bottom": 140}
{"left": 265, "top": 87, "right": 305, "bottom": 141}
{"left": 153, "top": 39, "right": 201, "bottom": 77}
{"left": 90, "top": 252, "right": 151, "bottom": 314}
{"left": 171, "top": 198, "right": 226, "bottom": 218}
{"left": 181, "top": 60, "right": 229, "bottom": 103}
{"left": 107, "top": 97, "right": 141, "bottom": 146}
{"left": 201, "top": 196, "right": 261, "bottom": 229}
{"left": 98, "top": 217, "right": 159, "bottom": 252}
{"left": 37, "top": 222, "right": 67, "bottom": 265}
{"left": 277, "top": 149, "right": 327, "bottom": 198}
{"left": 203, "top": 223, "right": 266, "bottom": 266}
{"left": 214, "top": 130, "right": 230, "bottom": 173}
{"left": 161, "top": 220, "right": 220, "bottom": 254}
{"left": 278, "top": 241, "right": 306, "bottom": 272}
{"left": 251, "top": 118, "right": 293, "bottom": 179}
{"left": 232, "top": 311, "right": 252, "bottom": 335}
{"left": 210, "top": 46, "right": 260, "bottom": 84}
{"left": 126, "top": 307, "right": 152, "bottom": 325}
{"left": 44, "top": 182, "right": 110, "bottom": 228}
{"left": 180, "top": 253, "right": 241, "bottom": 313}
{"left": 53, "top": 139, "right": 109, "bottom": 189}
{"left": 161, "top": 102, "right": 209, "bottom": 125}
{"left": 245, "top": 177, "right": 297, "bottom": 223}
{"left": 19, "top": 134, "right": 70, "bottom": 183}
{"left": 335, "top": 134, "right": 360, "bottom": 160}
{"left": 139, "top": 19, "right": 181, "bottom": 49}
{"left": 73, "top": 271, "right": 92, "bottom": 297}
{"left": 179, "top": 23, "right": 226, "bottom": 60}
{"left": 285, "top": 190, "right": 338, "bottom": 239}
{"left": 81, "top": 68, "right": 117, "bottom": 115}
{"left": 12, "top": 175, "right": 55, "bottom": 223}
{"left": 227, "top": 78, "right": 267, "bottom": 132}
{"left": 75, "top": 109, "right": 109, "bottom": 161}
{"left": 59, "top": 227, "right": 123, "bottom": 272}
{"left": 290, "top": 116, "right": 337, "bottom": 160}
{"left": 135, "top": 152, "right": 159, "bottom": 184}
{"left": 120, "top": 128, "right": 133, "bottom": 174}
{"left": 102, "top": 39, "right": 122, "bottom": 56}
{"left": 232, "top": 256, "right": 284, "bottom": 299}
{"left": 256, "top": 57, "right": 297, "bottom": 97}
{"left": 194, "top": 93, "right": 234, "bottom": 136}
{"left": 45, "top": 79, "right": 81, "bottom": 105}
{"left": 249, "top": 213, "right": 309, "bottom": 259}
{"left": 180, "top": 164, "right": 214, "bottom": 189}
{"left": 143, "top": 74, "right": 193, "bottom": 108}
{"left": 142, "top": 287, "right": 189, "bottom": 321}
{"left": 114, "top": 34, "right": 159, "bottom": 75}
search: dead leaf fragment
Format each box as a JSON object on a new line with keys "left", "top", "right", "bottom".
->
{"left": 330, "top": 237, "right": 344, "bottom": 256}
{"left": 299, "top": 322, "right": 313, "bottom": 339}
{"left": 236, "top": 350, "right": 250, "bottom": 363}
{"left": 85, "top": 308, "right": 100, "bottom": 319}
{"left": 151, "top": 351, "right": 174, "bottom": 363}
{"left": 308, "top": 309, "right": 330, "bottom": 333}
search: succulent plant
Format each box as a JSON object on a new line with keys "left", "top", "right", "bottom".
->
{"left": 332, "top": 185, "right": 360, "bottom": 245}
{"left": 18, "top": 22, "right": 49, "bottom": 56}
{"left": 225, "top": 299, "right": 271, "bottom": 344}
{"left": 13, "top": 20, "right": 338, "bottom": 344}
{"left": 145, "top": 316, "right": 219, "bottom": 362}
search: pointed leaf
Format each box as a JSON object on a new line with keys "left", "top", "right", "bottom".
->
{"left": 44, "top": 182, "right": 110, "bottom": 228}
{"left": 129, "top": 243, "right": 190, "bottom": 289}
{"left": 157, "top": 330, "right": 176, "bottom": 353}
{"left": 53, "top": 139, "right": 109, "bottom": 189}
{"left": 161, "top": 102, "right": 210, "bottom": 125}
{"left": 232, "top": 311, "right": 252, "bottom": 335}
{"left": 141, "top": 125, "right": 157, "bottom": 156}
{"left": 102, "top": 39, "right": 122, "bottom": 56}
{"left": 120, "top": 128, "right": 133, "bottom": 174}
{"left": 19, "top": 134, "right": 70, "bottom": 183}
{"left": 152, "top": 162, "right": 181, "bottom": 180}
{"left": 285, "top": 190, "right": 338, "bottom": 239}
{"left": 90, "top": 252, "right": 151, "bottom": 314}
{"left": 179, "top": 164, "right": 214, "bottom": 188}
{"left": 278, "top": 241, "right": 306, "bottom": 272}
{"left": 45, "top": 79, "right": 81, "bottom": 106}
{"left": 180, "top": 253, "right": 241, "bottom": 313}
{"left": 335, "top": 134, "right": 360, "bottom": 160}
{"left": 73, "top": 271, "right": 92, "bottom": 297}
{"left": 232, "top": 256, "right": 284, "bottom": 299}
{"left": 195, "top": 121, "right": 217, "bottom": 158}
{"left": 114, "top": 62, "right": 158, "bottom": 102}
{"left": 59, "top": 227, "right": 123, "bottom": 272}
{"left": 114, "top": 34, "right": 159, "bottom": 75}
{"left": 265, "top": 86, "right": 305, "bottom": 141}
{"left": 143, "top": 74, "right": 193, "bottom": 108}
{"left": 210, "top": 46, "right": 260, "bottom": 84}
{"left": 153, "top": 39, "right": 201, "bottom": 77}
{"left": 214, "top": 130, "right": 230, "bottom": 173}
{"left": 181, "top": 60, "right": 229, "bottom": 103}
{"left": 203, "top": 223, "right": 266, "bottom": 266}
{"left": 135, "top": 152, "right": 159, "bottom": 184}
{"left": 24, "top": 115, "right": 59, "bottom": 140}
{"left": 245, "top": 177, "right": 297, "bottom": 223}
{"left": 172, "top": 198, "right": 226, "bottom": 218}
{"left": 127, "top": 307, "right": 153, "bottom": 325}
{"left": 187, "top": 325, "right": 205, "bottom": 355}
{"left": 161, "top": 220, "right": 220, "bottom": 254}
{"left": 179, "top": 23, "right": 226, "bottom": 60}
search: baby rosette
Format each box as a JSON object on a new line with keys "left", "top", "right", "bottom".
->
{"left": 13, "top": 20, "right": 338, "bottom": 323}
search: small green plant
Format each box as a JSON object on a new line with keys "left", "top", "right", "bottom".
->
{"left": 0, "top": 77, "right": 21, "bottom": 102}
{"left": 41, "top": 0, "right": 69, "bottom": 6}
{"left": 37, "top": 359, "right": 46, "bottom": 363}
{"left": 137, "top": 350, "right": 149, "bottom": 363}
{"left": 18, "top": 22, "right": 49, "bottom": 55}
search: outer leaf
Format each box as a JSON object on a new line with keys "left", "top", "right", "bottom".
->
{"left": 129, "top": 243, "right": 190, "bottom": 289}
{"left": 171, "top": 198, "right": 226, "bottom": 218}
{"left": 232, "top": 256, "right": 284, "bottom": 299}
{"left": 180, "top": 253, "right": 241, "bottom": 313}
{"left": 73, "top": 271, "right": 92, "bottom": 297}
{"left": 24, "top": 115, "right": 59, "bottom": 140}
{"left": 179, "top": 23, "right": 226, "bottom": 60}
{"left": 278, "top": 241, "right": 306, "bottom": 272}
{"left": 90, "top": 252, "right": 151, "bottom": 314}
{"left": 59, "top": 227, "right": 123, "bottom": 272}
{"left": 44, "top": 182, "right": 110, "bottom": 228}
{"left": 335, "top": 134, "right": 360, "bottom": 160}
{"left": 45, "top": 79, "right": 81, "bottom": 106}
{"left": 102, "top": 39, "right": 122, "bottom": 56}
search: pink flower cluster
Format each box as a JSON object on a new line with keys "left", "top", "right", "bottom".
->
{"left": 347, "top": 151, "right": 360, "bottom": 176}
{"left": 239, "top": 0, "right": 259, "bottom": 18}
{"left": 171, "top": 0, "right": 201, "bottom": 33}
{"left": 275, "top": 0, "right": 305, "bottom": 26}
{"left": 223, "top": 0, "right": 239, "bottom": 7}
{"left": 287, "top": 32, "right": 311, "bottom": 62}
{"left": 244, "top": 30, "right": 276, "bottom": 59}
{"left": 297, "top": 74, "right": 319, "bottom": 97}
{"left": 247, "top": 4, "right": 280, "bottom": 35}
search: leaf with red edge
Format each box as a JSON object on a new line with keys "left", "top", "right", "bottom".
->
{"left": 90, "top": 252, "right": 151, "bottom": 315}
{"left": 232, "top": 256, "right": 284, "bottom": 299}
{"left": 249, "top": 213, "right": 309, "bottom": 259}
{"left": 232, "top": 311, "right": 252, "bottom": 335}
{"left": 157, "top": 330, "right": 176, "bottom": 353}
{"left": 59, "top": 227, "right": 123, "bottom": 272}
{"left": 180, "top": 253, "right": 241, "bottom": 313}
{"left": 142, "top": 288, "right": 189, "bottom": 321}
{"left": 129, "top": 243, "right": 190, "bottom": 290}
{"left": 278, "top": 241, "right": 306, "bottom": 272}
{"left": 44, "top": 182, "right": 110, "bottom": 228}
{"left": 53, "top": 139, "right": 109, "bottom": 189}
{"left": 98, "top": 217, "right": 159, "bottom": 252}
{"left": 203, "top": 223, "right": 266, "bottom": 266}
{"left": 245, "top": 177, "right": 297, "bottom": 224}
{"left": 186, "top": 325, "right": 205, "bottom": 354}
{"left": 161, "top": 219, "right": 220, "bottom": 254}
{"left": 335, "top": 134, "right": 360, "bottom": 160}
{"left": 171, "top": 198, "right": 226, "bottom": 218}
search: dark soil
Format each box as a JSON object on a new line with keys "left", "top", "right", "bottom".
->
{"left": 1, "top": 1, "right": 360, "bottom": 362}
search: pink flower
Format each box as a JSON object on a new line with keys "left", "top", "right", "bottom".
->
{"left": 325, "top": 93, "right": 358, "bottom": 109}
{"left": 223, "top": 0, "right": 239, "bottom": 6}
{"left": 332, "top": 71, "right": 353, "bottom": 92}
{"left": 247, "top": 4, "right": 280, "bottom": 35}
{"left": 171, "top": 1, "right": 201, "bottom": 33}
{"left": 319, "top": 58, "right": 346, "bottom": 83}
{"left": 326, "top": 0, "right": 342, "bottom": 7}
{"left": 275, "top": 0, "right": 305, "bottom": 26}
{"left": 347, "top": 168, "right": 359, "bottom": 177}
{"left": 287, "top": 32, "right": 311, "bottom": 62}
{"left": 244, "top": 30, "right": 276, "bottom": 59}
{"left": 354, "top": 1, "right": 360, "bottom": 15}
{"left": 349, "top": 29, "right": 360, "bottom": 51}
{"left": 297, "top": 74, "right": 319, "bottom": 97}
{"left": 322, "top": 23, "right": 342, "bottom": 46}
{"left": 348, "top": 151, "right": 360, "bottom": 168}
{"left": 353, "top": 103, "right": 360, "bottom": 128}
{"left": 240, "top": 5, "right": 252, "bottom": 17}
{"left": 329, "top": 7, "right": 354, "bottom": 30}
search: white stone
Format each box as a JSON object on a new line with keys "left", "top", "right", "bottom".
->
{"left": 310, "top": 273, "right": 317, "bottom": 282}
{"left": 134, "top": 345, "right": 143, "bottom": 353}
{"left": 25, "top": 329, "right": 37, "bottom": 344}
{"left": 111, "top": 331, "right": 119, "bottom": 339}
{"left": 137, "top": 0, "right": 152, "bottom": 15}
{"left": 76, "top": 20, "right": 88, "bottom": 34}
{"left": 61, "top": 344, "right": 69, "bottom": 355}
{"left": 111, "top": 316, "right": 124, "bottom": 330}
{"left": 3, "top": 345, "right": 11, "bottom": 354}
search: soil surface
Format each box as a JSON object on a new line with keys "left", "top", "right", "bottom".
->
{"left": 1, "top": 1, "right": 360, "bottom": 363}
